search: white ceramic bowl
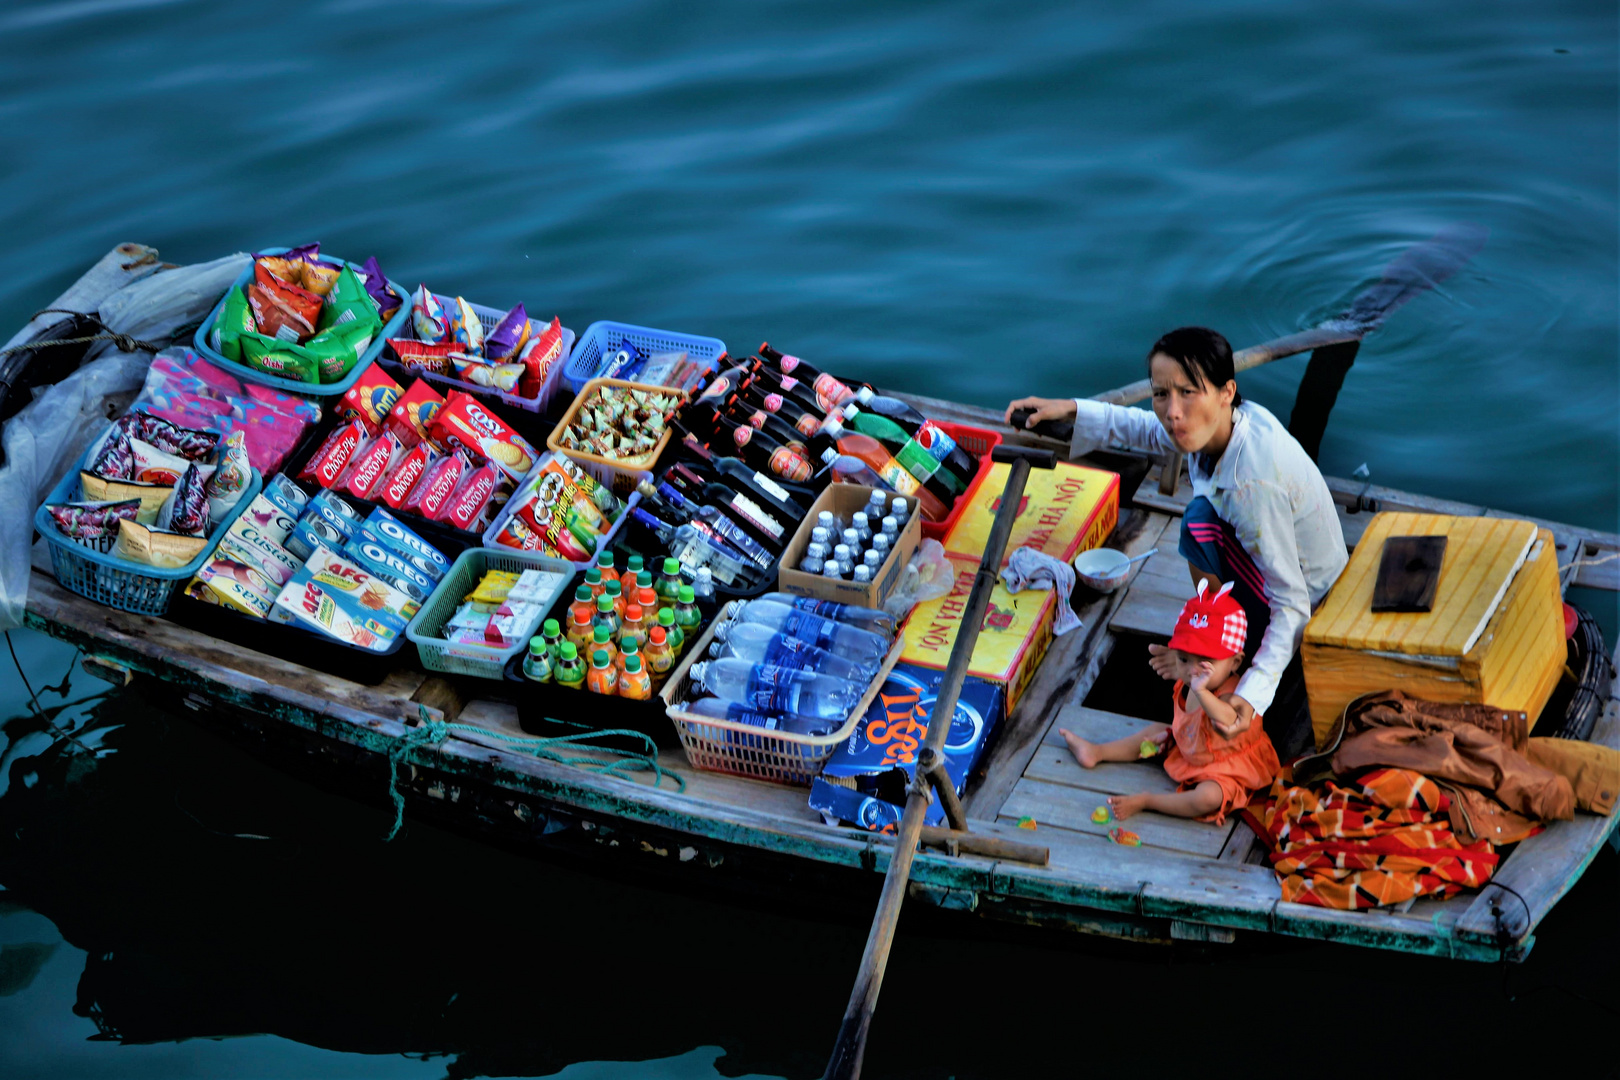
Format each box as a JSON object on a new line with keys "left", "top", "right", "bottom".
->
{"left": 1073, "top": 547, "right": 1133, "bottom": 592}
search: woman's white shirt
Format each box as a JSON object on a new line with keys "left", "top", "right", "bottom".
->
{"left": 1069, "top": 398, "right": 1348, "bottom": 714}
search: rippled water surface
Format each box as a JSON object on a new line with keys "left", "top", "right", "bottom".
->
{"left": 0, "top": 2, "right": 1615, "bottom": 1076}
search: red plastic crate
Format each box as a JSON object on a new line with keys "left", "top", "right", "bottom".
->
{"left": 921, "top": 421, "right": 1002, "bottom": 542}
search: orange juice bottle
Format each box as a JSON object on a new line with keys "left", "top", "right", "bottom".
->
{"left": 618, "top": 653, "right": 652, "bottom": 700}
{"left": 596, "top": 550, "right": 620, "bottom": 591}
{"left": 605, "top": 577, "right": 625, "bottom": 618}
{"left": 584, "top": 566, "right": 606, "bottom": 603}
{"left": 644, "top": 625, "right": 675, "bottom": 680}
{"left": 593, "top": 594, "right": 620, "bottom": 639}
{"left": 591, "top": 625, "right": 618, "bottom": 671}
{"left": 568, "top": 584, "right": 595, "bottom": 628}
{"left": 586, "top": 648, "right": 618, "bottom": 695}
{"left": 620, "top": 603, "right": 647, "bottom": 652}
{"left": 566, "top": 606, "right": 595, "bottom": 652}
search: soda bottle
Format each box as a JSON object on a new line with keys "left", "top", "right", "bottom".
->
{"left": 686, "top": 695, "right": 841, "bottom": 737}
{"left": 587, "top": 649, "right": 619, "bottom": 695}
{"left": 752, "top": 592, "right": 898, "bottom": 635}
{"left": 851, "top": 386, "right": 982, "bottom": 484}
{"left": 674, "top": 585, "right": 704, "bottom": 637}
{"left": 740, "top": 361, "right": 838, "bottom": 424}
{"left": 593, "top": 594, "right": 620, "bottom": 639}
{"left": 687, "top": 658, "right": 865, "bottom": 721}
{"left": 618, "top": 653, "right": 652, "bottom": 700}
{"left": 626, "top": 554, "right": 645, "bottom": 578}
{"left": 736, "top": 374, "right": 828, "bottom": 439}
{"left": 554, "top": 641, "right": 586, "bottom": 689}
{"left": 710, "top": 619, "right": 880, "bottom": 684}
{"left": 540, "top": 618, "right": 565, "bottom": 661}
{"left": 658, "top": 606, "right": 684, "bottom": 657}
{"left": 605, "top": 577, "right": 625, "bottom": 617}
{"left": 818, "top": 422, "right": 950, "bottom": 521}
{"left": 616, "top": 636, "right": 641, "bottom": 677}
{"left": 644, "top": 625, "right": 676, "bottom": 679}
{"left": 822, "top": 448, "right": 898, "bottom": 493}
{"left": 584, "top": 565, "right": 606, "bottom": 602}
{"left": 569, "top": 584, "right": 596, "bottom": 629}
{"left": 591, "top": 624, "right": 619, "bottom": 670}
{"left": 728, "top": 598, "right": 891, "bottom": 664}
{"left": 836, "top": 406, "right": 968, "bottom": 499}
{"left": 702, "top": 408, "right": 814, "bottom": 483}
{"left": 620, "top": 602, "right": 647, "bottom": 651}
{"left": 722, "top": 392, "right": 818, "bottom": 459}
{"left": 758, "top": 343, "right": 861, "bottom": 413}
{"left": 522, "top": 637, "right": 554, "bottom": 682}
{"left": 566, "top": 605, "right": 595, "bottom": 652}
{"left": 654, "top": 557, "right": 683, "bottom": 606}
{"left": 708, "top": 457, "right": 808, "bottom": 518}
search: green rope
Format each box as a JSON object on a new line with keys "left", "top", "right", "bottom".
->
{"left": 0, "top": 309, "right": 163, "bottom": 359}
{"left": 383, "top": 706, "right": 684, "bottom": 842}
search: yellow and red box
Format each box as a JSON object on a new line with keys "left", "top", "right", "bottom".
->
{"left": 942, "top": 460, "right": 1118, "bottom": 567}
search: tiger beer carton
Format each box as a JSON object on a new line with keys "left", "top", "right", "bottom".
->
{"left": 807, "top": 662, "right": 1005, "bottom": 832}
{"left": 942, "top": 460, "right": 1118, "bottom": 567}
{"left": 898, "top": 553, "right": 1057, "bottom": 714}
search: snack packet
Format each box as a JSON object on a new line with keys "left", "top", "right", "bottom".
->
{"left": 357, "top": 257, "right": 400, "bottom": 323}
{"left": 437, "top": 462, "right": 497, "bottom": 530}
{"left": 211, "top": 287, "right": 256, "bottom": 362}
{"left": 339, "top": 365, "right": 403, "bottom": 434}
{"left": 411, "top": 285, "right": 451, "bottom": 344}
{"left": 337, "top": 431, "right": 404, "bottom": 501}
{"left": 518, "top": 317, "right": 564, "bottom": 398}
{"left": 247, "top": 282, "right": 316, "bottom": 343}
{"left": 46, "top": 499, "right": 141, "bottom": 550}
{"left": 241, "top": 332, "right": 321, "bottom": 384}
{"left": 387, "top": 379, "right": 446, "bottom": 447}
{"left": 79, "top": 473, "right": 171, "bottom": 525}
{"left": 157, "top": 461, "right": 214, "bottom": 536}
{"left": 137, "top": 413, "right": 218, "bottom": 462}
{"left": 115, "top": 519, "right": 208, "bottom": 569}
{"left": 305, "top": 318, "right": 375, "bottom": 384}
{"left": 451, "top": 356, "right": 524, "bottom": 393}
{"left": 300, "top": 259, "right": 342, "bottom": 297}
{"left": 388, "top": 338, "right": 455, "bottom": 376}
{"left": 448, "top": 296, "right": 485, "bottom": 357}
{"left": 206, "top": 429, "right": 253, "bottom": 522}
{"left": 128, "top": 438, "right": 199, "bottom": 487}
{"left": 485, "top": 304, "right": 531, "bottom": 363}
{"left": 377, "top": 442, "right": 434, "bottom": 509}
{"left": 87, "top": 420, "right": 138, "bottom": 480}
{"left": 402, "top": 449, "right": 466, "bottom": 520}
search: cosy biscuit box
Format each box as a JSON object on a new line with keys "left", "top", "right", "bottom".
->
{"left": 943, "top": 461, "right": 1118, "bottom": 566}
{"left": 898, "top": 553, "right": 1057, "bottom": 714}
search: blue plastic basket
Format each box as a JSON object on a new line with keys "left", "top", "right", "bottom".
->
{"left": 379, "top": 294, "right": 576, "bottom": 415}
{"left": 562, "top": 321, "right": 727, "bottom": 394}
{"left": 35, "top": 428, "right": 264, "bottom": 617}
{"left": 191, "top": 247, "right": 410, "bottom": 398}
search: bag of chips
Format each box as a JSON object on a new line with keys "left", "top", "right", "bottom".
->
{"left": 518, "top": 317, "right": 564, "bottom": 399}
{"left": 210, "top": 287, "right": 256, "bottom": 362}
{"left": 206, "top": 429, "right": 253, "bottom": 522}
{"left": 129, "top": 438, "right": 198, "bottom": 486}
{"left": 319, "top": 265, "right": 383, "bottom": 333}
{"left": 300, "top": 259, "right": 342, "bottom": 297}
{"left": 450, "top": 356, "right": 524, "bottom": 393}
{"left": 156, "top": 461, "right": 214, "bottom": 537}
{"left": 411, "top": 285, "right": 450, "bottom": 344}
{"left": 241, "top": 332, "right": 321, "bottom": 384}
{"left": 448, "top": 296, "right": 485, "bottom": 357}
{"left": 80, "top": 473, "right": 172, "bottom": 525}
{"left": 136, "top": 413, "right": 218, "bottom": 461}
{"left": 46, "top": 499, "right": 141, "bottom": 551}
{"left": 388, "top": 338, "right": 455, "bottom": 376}
{"left": 357, "top": 256, "right": 400, "bottom": 324}
{"left": 115, "top": 519, "right": 209, "bottom": 568}
{"left": 306, "top": 318, "right": 375, "bottom": 384}
{"left": 87, "top": 417, "right": 139, "bottom": 479}
{"left": 251, "top": 263, "right": 324, "bottom": 338}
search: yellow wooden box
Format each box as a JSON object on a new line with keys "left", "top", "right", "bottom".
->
{"left": 1302, "top": 512, "right": 1565, "bottom": 748}
{"left": 942, "top": 461, "right": 1119, "bottom": 567}
{"left": 899, "top": 553, "right": 1057, "bottom": 714}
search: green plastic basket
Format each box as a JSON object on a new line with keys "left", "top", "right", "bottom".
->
{"left": 406, "top": 547, "right": 573, "bottom": 679}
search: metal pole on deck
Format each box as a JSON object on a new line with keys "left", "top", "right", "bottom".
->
{"left": 825, "top": 443, "right": 1057, "bottom": 1080}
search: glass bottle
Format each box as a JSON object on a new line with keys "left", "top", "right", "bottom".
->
{"left": 554, "top": 642, "right": 586, "bottom": 689}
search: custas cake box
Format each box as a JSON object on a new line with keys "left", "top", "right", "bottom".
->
{"left": 807, "top": 661, "right": 1003, "bottom": 833}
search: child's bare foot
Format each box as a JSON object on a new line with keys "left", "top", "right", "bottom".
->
{"left": 1059, "top": 728, "right": 1100, "bottom": 769}
{"left": 1108, "top": 793, "right": 1149, "bottom": 820}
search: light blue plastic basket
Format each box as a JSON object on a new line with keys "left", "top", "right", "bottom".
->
{"left": 191, "top": 246, "right": 409, "bottom": 397}
{"left": 562, "top": 321, "right": 726, "bottom": 394}
{"left": 35, "top": 428, "right": 263, "bottom": 617}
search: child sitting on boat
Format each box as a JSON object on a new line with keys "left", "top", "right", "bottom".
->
{"left": 1060, "top": 580, "right": 1281, "bottom": 823}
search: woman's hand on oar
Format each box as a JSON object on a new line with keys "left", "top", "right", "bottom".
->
{"left": 1004, "top": 395, "right": 1078, "bottom": 429}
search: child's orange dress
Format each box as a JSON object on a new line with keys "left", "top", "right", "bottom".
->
{"left": 1162, "top": 675, "right": 1281, "bottom": 824}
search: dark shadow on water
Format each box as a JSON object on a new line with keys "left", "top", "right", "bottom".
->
{"left": 1, "top": 685, "right": 1615, "bottom": 1079}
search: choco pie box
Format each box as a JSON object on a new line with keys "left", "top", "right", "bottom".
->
{"left": 807, "top": 662, "right": 1004, "bottom": 833}
{"left": 942, "top": 460, "right": 1118, "bottom": 567}
{"left": 899, "top": 553, "right": 1057, "bottom": 715}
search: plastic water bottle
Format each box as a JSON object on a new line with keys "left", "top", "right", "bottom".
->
{"left": 688, "top": 658, "right": 865, "bottom": 720}
{"left": 852, "top": 511, "right": 873, "bottom": 546}
{"left": 686, "top": 695, "right": 840, "bottom": 737}
{"left": 750, "top": 593, "right": 899, "bottom": 636}
{"left": 728, "top": 599, "right": 891, "bottom": 664}
{"left": 817, "top": 510, "right": 845, "bottom": 537}
{"left": 709, "top": 620, "right": 879, "bottom": 683}
{"left": 805, "top": 541, "right": 829, "bottom": 560}
{"left": 865, "top": 491, "right": 887, "bottom": 521}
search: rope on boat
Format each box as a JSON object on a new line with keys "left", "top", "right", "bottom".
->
{"left": 0, "top": 308, "right": 164, "bottom": 359}
{"left": 383, "top": 707, "right": 683, "bottom": 842}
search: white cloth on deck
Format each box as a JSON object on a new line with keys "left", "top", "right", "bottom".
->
{"left": 998, "top": 545, "right": 1082, "bottom": 636}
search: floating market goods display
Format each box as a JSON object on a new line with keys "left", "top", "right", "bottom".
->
{"left": 550, "top": 380, "right": 682, "bottom": 471}
{"left": 204, "top": 244, "right": 403, "bottom": 387}
{"left": 392, "top": 286, "right": 567, "bottom": 401}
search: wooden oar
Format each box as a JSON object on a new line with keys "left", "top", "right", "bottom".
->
{"left": 825, "top": 442, "right": 1057, "bottom": 1080}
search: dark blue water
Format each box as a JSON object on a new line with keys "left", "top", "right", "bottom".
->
{"left": 1, "top": 2, "right": 1616, "bottom": 1076}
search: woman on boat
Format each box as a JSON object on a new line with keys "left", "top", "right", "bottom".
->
{"left": 1005, "top": 327, "right": 1347, "bottom": 753}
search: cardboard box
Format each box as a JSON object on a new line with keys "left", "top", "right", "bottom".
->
{"left": 943, "top": 460, "right": 1118, "bottom": 566}
{"left": 777, "top": 483, "right": 922, "bottom": 609}
{"left": 899, "top": 553, "right": 1057, "bottom": 714}
{"left": 808, "top": 662, "right": 1005, "bottom": 832}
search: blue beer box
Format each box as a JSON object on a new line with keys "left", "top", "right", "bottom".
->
{"left": 808, "top": 662, "right": 1004, "bottom": 831}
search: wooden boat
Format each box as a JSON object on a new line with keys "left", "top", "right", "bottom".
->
{"left": 11, "top": 246, "right": 1619, "bottom": 964}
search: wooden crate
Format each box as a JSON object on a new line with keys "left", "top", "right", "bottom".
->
{"left": 1302, "top": 513, "right": 1565, "bottom": 748}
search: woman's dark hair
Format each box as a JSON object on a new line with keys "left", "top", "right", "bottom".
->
{"left": 1146, "top": 326, "right": 1242, "bottom": 406}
